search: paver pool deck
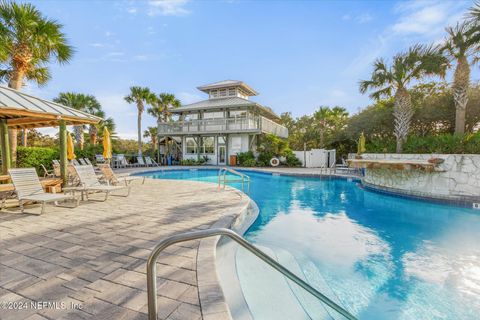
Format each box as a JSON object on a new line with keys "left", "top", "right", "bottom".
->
{"left": 0, "top": 178, "right": 250, "bottom": 320}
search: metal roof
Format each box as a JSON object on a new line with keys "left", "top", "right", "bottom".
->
{"left": 0, "top": 86, "right": 102, "bottom": 128}
{"left": 197, "top": 80, "right": 258, "bottom": 96}
{"left": 171, "top": 97, "right": 280, "bottom": 120}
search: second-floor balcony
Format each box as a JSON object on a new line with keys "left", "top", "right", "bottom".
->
{"left": 158, "top": 116, "right": 288, "bottom": 138}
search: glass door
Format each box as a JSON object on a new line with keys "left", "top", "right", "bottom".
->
{"left": 218, "top": 145, "right": 226, "bottom": 165}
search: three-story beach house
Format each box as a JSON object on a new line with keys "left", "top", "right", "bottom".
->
{"left": 157, "top": 80, "right": 288, "bottom": 165}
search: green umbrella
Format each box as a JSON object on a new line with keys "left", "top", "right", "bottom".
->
{"left": 358, "top": 132, "right": 366, "bottom": 154}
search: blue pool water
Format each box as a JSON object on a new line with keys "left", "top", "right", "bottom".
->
{"left": 140, "top": 169, "right": 480, "bottom": 319}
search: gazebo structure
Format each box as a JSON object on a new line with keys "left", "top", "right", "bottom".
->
{"left": 0, "top": 86, "right": 102, "bottom": 183}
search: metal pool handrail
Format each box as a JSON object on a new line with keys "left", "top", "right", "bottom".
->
{"left": 146, "top": 228, "right": 357, "bottom": 320}
{"left": 218, "top": 167, "right": 250, "bottom": 193}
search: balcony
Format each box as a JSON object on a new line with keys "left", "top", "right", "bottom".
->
{"left": 158, "top": 116, "right": 288, "bottom": 138}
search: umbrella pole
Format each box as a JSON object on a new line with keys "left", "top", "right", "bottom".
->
{"left": 59, "top": 120, "right": 68, "bottom": 184}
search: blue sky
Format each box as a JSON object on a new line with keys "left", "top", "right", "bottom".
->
{"left": 21, "top": 0, "right": 475, "bottom": 138}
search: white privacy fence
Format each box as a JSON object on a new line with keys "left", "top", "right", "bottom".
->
{"left": 293, "top": 149, "right": 336, "bottom": 168}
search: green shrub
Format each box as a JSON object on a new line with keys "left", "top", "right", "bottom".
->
{"left": 16, "top": 146, "right": 59, "bottom": 175}
{"left": 237, "top": 151, "right": 255, "bottom": 165}
{"left": 283, "top": 149, "right": 301, "bottom": 167}
{"left": 366, "top": 133, "right": 480, "bottom": 154}
{"left": 75, "top": 144, "right": 104, "bottom": 161}
{"left": 242, "top": 159, "right": 257, "bottom": 167}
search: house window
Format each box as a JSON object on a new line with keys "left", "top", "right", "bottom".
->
{"left": 184, "top": 113, "right": 198, "bottom": 121}
{"left": 186, "top": 137, "right": 198, "bottom": 154}
{"left": 201, "top": 137, "right": 215, "bottom": 154}
{"left": 203, "top": 111, "right": 224, "bottom": 119}
{"left": 229, "top": 110, "right": 247, "bottom": 118}
{"left": 227, "top": 88, "right": 236, "bottom": 96}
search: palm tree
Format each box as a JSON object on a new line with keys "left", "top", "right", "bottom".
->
{"left": 0, "top": 2, "right": 73, "bottom": 161}
{"left": 442, "top": 22, "right": 479, "bottom": 134}
{"left": 313, "top": 107, "right": 331, "bottom": 148}
{"left": 147, "top": 93, "right": 181, "bottom": 122}
{"left": 359, "top": 45, "right": 448, "bottom": 152}
{"left": 83, "top": 96, "right": 103, "bottom": 145}
{"left": 97, "top": 117, "right": 116, "bottom": 142}
{"left": 124, "top": 87, "right": 155, "bottom": 156}
{"left": 147, "top": 93, "right": 180, "bottom": 163}
{"left": 54, "top": 93, "right": 99, "bottom": 150}
{"left": 143, "top": 127, "right": 158, "bottom": 151}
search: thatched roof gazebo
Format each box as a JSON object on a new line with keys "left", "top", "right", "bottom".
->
{"left": 0, "top": 86, "right": 102, "bottom": 182}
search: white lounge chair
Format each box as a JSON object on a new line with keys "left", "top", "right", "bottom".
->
{"left": 137, "top": 156, "right": 146, "bottom": 167}
{"left": 78, "top": 158, "right": 87, "bottom": 165}
{"left": 144, "top": 156, "right": 159, "bottom": 167}
{"left": 98, "top": 164, "right": 145, "bottom": 186}
{"left": 95, "top": 154, "right": 105, "bottom": 164}
{"left": 9, "top": 168, "right": 79, "bottom": 215}
{"left": 70, "top": 165, "right": 130, "bottom": 201}
{"left": 71, "top": 159, "right": 80, "bottom": 166}
{"left": 84, "top": 158, "right": 93, "bottom": 166}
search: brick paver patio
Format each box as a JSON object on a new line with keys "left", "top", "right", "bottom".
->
{"left": 0, "top": 179, "right": 249, "bottom": 320}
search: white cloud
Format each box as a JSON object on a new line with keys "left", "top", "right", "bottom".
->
{"left": 105, "top": 31, "right": 114, "bottom": 37}
{"left": 356, "top": 13, "right": 373, "bottom": 24}
{"left": 90, "top": 43, "right": 104, "bottom": 48}
{"left": 126, "top": 7, "right": 137, "bottom": 14}
{"left": 341, "top": 12, "right": 373, "bottom": 24}
{"left": 148, "top": 0, "right": 190, "bottom": 16}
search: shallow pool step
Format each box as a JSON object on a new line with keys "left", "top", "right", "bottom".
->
{"left": 236, "top": 245, "right": 313, "bottom": 320}
{"left": 296, "top": 256, "right": 350, "bottom": 320}
{"left": 272, "top": 247, "right": 335, "bottom": 320}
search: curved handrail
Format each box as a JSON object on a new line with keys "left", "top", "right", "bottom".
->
{"left": 146, "top": 228, "right": 357, "bottom": 320}
{"left": 218, "top": 167, "right": 250, "bottom": 193}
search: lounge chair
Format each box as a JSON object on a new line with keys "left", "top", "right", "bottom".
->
{"left": 84, "top": 158, "right": 93, "bottom": 166}
{"left": 71, "top": 159, "right": 80, "bottom": 166}
{"left": 78, "top": 158, "right": 87, "bottom": 165}
{"left": 70, "top": 165, "right": 130, "bottom": 201}
{"left": 144, "top": 156, "right": 159, "bottom": 167}
{"left": 137, "top": 156, "right": 146, "bottom": 167}
{"left": 52, "top": 162, "right": 61, "bottom": 177}
{"left": 8, "top": 168, "right": 79, "bottom": 215}
{"left": 41, "top": 164, "right": 55, "bottom": 178}
{"left": 98, "top": 164, "right": 145, "bottom": 186}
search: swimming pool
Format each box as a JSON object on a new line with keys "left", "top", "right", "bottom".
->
{"left": 140, "top": 169, "right": 480, "bottom": 319}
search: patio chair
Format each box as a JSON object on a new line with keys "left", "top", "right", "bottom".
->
{"left": 95, "top": 154, "right": 105, "bottom": 164}
{"left": 71, "top": 159, "right": 80, "bottom": 166}
{"left": 98, "top": 164, "right": 145, "bottom": 186}
{"left": 41, "top": 164, "right": 55, "bottom": 178}
{"left": 52, "top": 162, "right": 61, "bottom": 177}
{"left": 52, "top": 159, "right": 60, "bottom": 165}
{"left": 84, "top": 158, "right": 93, "bottom": 166}
{"left": 144, "top": 156, "right": 159, "bottom": 167}
{"left": 78, "top": 158, "right": 87, "bottom": 165}
{"left": 137, "top": 156, "right": 146, "bottom": 167}
{"left": 8, "top": 168, "right": 79, "bottom": 215}
{"left": 70, "top": 165, "right": 130, "bottom": 201}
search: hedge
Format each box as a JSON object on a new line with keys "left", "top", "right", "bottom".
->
{"left": 16, "top": 146, "right": 59, "bottom": 175}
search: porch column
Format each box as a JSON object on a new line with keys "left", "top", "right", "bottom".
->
{"left": 196, "top": 136, "right": 201, "bottom": 161}
{"left": 59, "top": 120, "right": 68, "bottom": 184}
{"left": 225, "top": 134, "right": 229, "bottom": 166}
{"left": 0, "top": 120, "right": 11, "bottom": 174}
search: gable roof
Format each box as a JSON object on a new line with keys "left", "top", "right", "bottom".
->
{"left": 0, "top": 86, "right": 102, "bottom": 128}
{"left": 197, "top": 80, "right": 258, "bottom": 96}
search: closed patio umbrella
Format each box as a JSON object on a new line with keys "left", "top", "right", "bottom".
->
{"left": 103, "top": 127, "right": 112, "bottom": 161}
{"left": 358, "top": 132, "right": 366, "bottom": 154}
{"left": 67, "top": 132, "right": 76, "bottom": 160}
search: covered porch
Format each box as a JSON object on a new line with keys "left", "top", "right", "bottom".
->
{"left": 0, "top": 86, "right": 102, "bottom": 183}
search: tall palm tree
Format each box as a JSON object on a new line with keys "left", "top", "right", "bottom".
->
{"left": 147, "top": 93, "right": 180, "bottom": 163}
{"left": 147, "top": 93, "right": 181, "bottom": 122}
{"left": 143, "top": 127, "right": 158, "bottom": 151}
{"left": 54, "top": 93, "right": 99, "bottom": 150}
{"left": 124, "top": 87, "right": 155, "bottom": 156}
{"left": 83, "top": 96, "right": 103, "bottom": 145}
{"left": 0, "top": 2, "right": 73, "bottom": 161}
{"left": 442, "top": 22, "right": 479, "bottom": 134}
{"left": 359, "top": 45, "right": 448, "bottom": 153}
{"left": 313, "top": 107, "right": 331, "bottom": 148}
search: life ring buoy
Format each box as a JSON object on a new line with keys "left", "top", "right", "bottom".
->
{"left": 270, "top": 157, "right": 280, "bottom": 167}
